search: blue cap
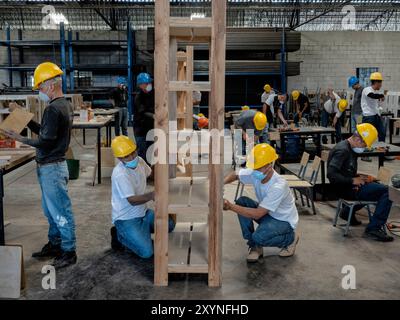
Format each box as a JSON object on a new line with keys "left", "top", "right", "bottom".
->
{"left": 348, "top": 76, "right": 359, "bottom": 88}
{"left": 137, "top": 73, "right": 152, "bottom": 86}
{"left": 117, "top": 76, "right": 127, "bottom": 85}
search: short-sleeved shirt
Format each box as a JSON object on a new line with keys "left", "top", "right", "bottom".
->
{"left": 297, "top": 93, "right": 310, "bottom": 114}
{"left": 261, "top": 92, "right": 270, "bottom": 104}
{"left": 361, "top": 86, "right": 380, "bottom": 116}
{"left": 352, "top": 86, "right": 363, "bottom": 115}
{"left": 265, "top": 94, "right": 284, "bottom": 123}
{"left": 234, "top": 109, "right": 263, "bottom": 136}
{"left": 323, "top": 91, "right": 342, "bottom": 118}
{"left": 238, "top": 169, "right": 299, "bottom": 229}
{"left": 111, "top": 157, "right": 151, "bottom": 223}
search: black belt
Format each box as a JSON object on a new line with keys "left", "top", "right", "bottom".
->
{"left": 36, "top": 159, "right": 65, "bottom": 167}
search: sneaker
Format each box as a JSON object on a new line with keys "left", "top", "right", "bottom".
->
{"left": 110, "top": 226, "right": 124, "bottom": 251}
{"left": 52, "top": 251, "right": 77, "bottom": 269}
{"left": 361, "top": 156, "right": 372, "bottom": 162}
{"left": 32, "top": 242, "right": 62, "bottom": 259}
{"left": 279, "top": 234, "right": 300, "bottom": 257}
{"left": 246, "top": 246, "right": 263, "bottom": 263}
{"left": 363, "top": 227, "right": 394, "bottom": 242}
{"left": 339, "top": 208, "right": 362, "bottom": 226}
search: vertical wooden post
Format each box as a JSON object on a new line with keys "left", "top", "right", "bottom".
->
{"left": 185, "top": 46, "right": 194, "bottom": 130}
{"left": 208, "top": 0, "right": 226, "bottom": 287}
{"left": 177, "top": 57, "right": 186, "bottom": 130}
{"left": 154, "top": 0, "right": 170, "bottom": 287}
{"left": 169, "top": 37, "right": 178, "bottom": 179}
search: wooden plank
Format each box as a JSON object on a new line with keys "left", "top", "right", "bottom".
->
{"left": 169, "top": 176, "right": 208, "bottom": 185}
{"left": 177, "top": 59, "right": 186, "bottom": 130}
{"left": 287, "top": 180, "right": 312, "bottom": 188}
{"left": 169, "top": 81, "right": 211, "bottom": 92}
{"left": 170, "top": 17, "right": 212, "bottom": 38}
{"left": 168, "top": 264, "right": 208, "bottom": 274}
{"left": 269, "top": 131, "right": 281, "bottom": 141}
{"left": 208, "top": 0, "right": 226, "bottom": 288}
{"left": 0, "top": 108, "right": 34, "bottom": 134}
{"left": 154, "top": 0, "right": 170, "bottom": 287}
{"left": 185, "top": 46, "right": 194, "bottom": 130}
{"left": 280, "top": 174, "right": 301, "bottom": 181}
{"left": 169, "top": 37, "right": 178, "bottom": 179}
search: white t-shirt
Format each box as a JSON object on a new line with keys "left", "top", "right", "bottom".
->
{"left": 111, "top": 157, "right": 151, "bottom": 224}
{"left": 238, "top": 169, "right": 299, "bottom": 229}
{"left": 361, "top": 86, "right": 379, "bottom": 116}
{"left": 261, "top": 92, "right": 270, "bottom": 104}
{"left": 323, "top": 91, "right": 342, "bottom": 118}
{"left": 265, "top": 93, "right": 283, "bottom": 116}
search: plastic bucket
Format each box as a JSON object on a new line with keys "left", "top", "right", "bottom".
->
{"left": 66, "top": 159, "right": 80, "bottom": 180}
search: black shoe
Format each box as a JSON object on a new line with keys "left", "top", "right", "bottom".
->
{"left": 364, "top": 228, "right": 394, "bottom": 242}
{"left": 52, "top": 251, "right": 77, "bottom": 269}
{"left": 32, "top": 242, "right": 62, "bottom": 259}
{"left": 111, "top": 226, "right": 124, "bottom": 251}
{"left": 339, "top": 208, "right": 362, "bottom": 226}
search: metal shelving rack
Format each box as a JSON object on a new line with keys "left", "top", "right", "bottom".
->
{"left": 0, "top": 22, "right": 137, "bottom": 119}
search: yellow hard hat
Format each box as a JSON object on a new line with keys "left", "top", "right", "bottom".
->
{"left": 253, "top": 111, "right": 267, "bottom": 130}
{"left": 111, "top": 135, "right": 137, "bottom": 158}
{"left": 356, "top": 123, "right": 378, "bottom": 148}
{"left": 370, "top": 72, "right": 383, "bottom": 81}
{"left": 242, "top": 105, "right": 250, "bottom": 111}
{"left": 198, "top": 113, "right": 205, "bottom": 118}
{"left": 338, "top": 99, "right": 348, "bottom": 112}
{"left": 263, "top": 84, "right": 271, "bottom": 93}
{"left": 33, "top": 62, "right": 64, "bottom": 90}
{"left": 246, "top": 143, "right": 279, "bottom": 170}
{"left": 292, "top": 90, "right": 300, "bottom": 101}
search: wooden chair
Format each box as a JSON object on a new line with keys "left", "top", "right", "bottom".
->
{"left": 333, "top": 167, "right": 393, "bottom": 236}
{"left": 280, "top": 151, "right": 310, "bottom": 181}
{"left": 288, "top": 156, "right": 321, "bottom": 215}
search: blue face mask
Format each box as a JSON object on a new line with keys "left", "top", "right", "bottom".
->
{"left": 124, "top": 157, "right": 139, "bottom": 169}
{"left": 38, "top": 91, "right": 50, "bottom": 102}
{"left": 352, "top": 147, "right": 365, "bottom": 154}
{"left": 252, "top": 170, "right": 267, "bottom": 181}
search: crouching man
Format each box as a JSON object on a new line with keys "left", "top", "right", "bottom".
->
{"left": 223, "top": 144, "right": 299, "bottom": 262}
{"left": 110, "top": 136, "right": 175, "bottom": 258}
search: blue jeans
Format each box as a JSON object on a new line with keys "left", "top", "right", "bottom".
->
{"left": 115, "top": 107, "right": 128, "bottom": 136}
{"left": 351, "top": 113, "right": 362, "bottom": 133}
{"left": 114, "top": 209, "right": 175, "bottom": 258}
{"left": 321, "top": 109, "right": 342, "bottom": 142}
{"left": 235, "top": 196, "right": 295, "bottom": 249}
{"left": 362, "top": 115, "right": 385, "bottom": 142}
{"left": 355, "top": 182, "right": 392, "bottom": 231}
{"left": 37, "top": 161, "right": 76, "bottom": 252}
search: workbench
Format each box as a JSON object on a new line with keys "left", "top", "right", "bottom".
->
{"left": 74, "top": 109, "right": 119, "bottom": 145}
{"left": 72, "top": 117, "right": 113, "bottom": 184}
{"left": 389, "top": 117, "right": 400, "bottom": 145}
{"left": 0, "top": 148, "right": 36, "bottom": 245}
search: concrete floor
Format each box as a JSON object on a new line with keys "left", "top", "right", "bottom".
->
{"left": 3, "top": 130, "right": 400, "bottom": 300}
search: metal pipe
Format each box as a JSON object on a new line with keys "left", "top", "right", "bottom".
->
{"left": 68, "top": 29, "right": 74, "bottom": 91}
{"left": 6, "top": 25, "right": 13, "bottom": 87}
{"left": 127, "top": 20, "right": 133, "bottom": 125}
{"left": 59, "top": 22, "right": 67, "bottom": 93}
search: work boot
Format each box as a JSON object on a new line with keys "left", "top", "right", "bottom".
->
{"left": 32, "top": 242, "right": 62, "bottom": 259}
{"left": 339, "top": 208, "right": 362, "bottom": 226}
{"left": 52, "top": 251, "right": 77, "bottom": 270}
{"left": 279, "top": 233, "right": 300, "bottom": 257}
{"left": 110, "top": 226, "right": 124, "bottom": 251}
{"left": 246, "top": 246, "right": 263, "bottom": 263}
{"left": 364, "top": 227, "right": 394, "bottom": 242}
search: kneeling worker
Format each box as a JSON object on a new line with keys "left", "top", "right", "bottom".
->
{"left": 110, "top": 136, "right": 176, "bottom": 258}
{"left": 223, "top": 144, "right": 299, "bottom": 262}
{"left": 327, "top": 123, "right": 393, "bottom": 242}
{"left": 234, "top": 109, "right": 268, "bottom": 145}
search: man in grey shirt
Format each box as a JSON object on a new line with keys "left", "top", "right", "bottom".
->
{"left": 348, "top": 76, "right": 363, "bottom": 132}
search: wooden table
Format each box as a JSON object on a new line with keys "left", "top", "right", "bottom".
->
{"left": 74, "top": 109, "right": 119, "bottom": 145}
{"left": 270, "top": 126, "right": 336, "bottom": 163}
{"left": 72, "top": 117, "right": 113, "bottom": 184}
{"left": 0, "top": 149, "right": 36, "bottom": 245}
{"left": 389, "top": 117, "right": 400, "bottom": 145}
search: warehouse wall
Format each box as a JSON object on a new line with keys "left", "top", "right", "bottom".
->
{"left": 288, "top": 31, "right": 400, "bottom": 93}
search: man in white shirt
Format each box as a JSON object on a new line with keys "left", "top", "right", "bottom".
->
{"left": 223, "top": 144, "right": 299, "bottom": 262}
{"left": 361, "top": 72, "right": 386, "bottom": 142}
{"left": 110, "top": 135, "right": 175, "bottom": 258}
{"left": 321, "top": 89, "right": 347, "bottom": 142}
{"left": 264, "top": 92, "right": 288, "bottom": 128}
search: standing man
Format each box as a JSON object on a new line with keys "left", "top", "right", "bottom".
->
{"left": 348, "top": 76, "right": 363, "bottom": 132}
{"left": 134, "top": 73, "right": 155, "bottom": 163}
{"left": 292, "top": 90, "right": 311, "bottom": 125}
{"left": 223, "top": 144, "right": 299, "bottom": 262}
{"left": 110, "top": 136, "right": 175, "bottom": 257}
{"left": 361, "top": 72, "right": 386, "bottom": 142}
{"left": 0, "top": 62, "right": 77, "bottom": 268}
{"left": 321, "top": 89, "right": 347, "bottom": 142}
{"left": 111, "top": 76, "right": 129, "bottom": 136}
{"left": 327, "top": 123, "right": 393, "bottom": 241}
{"left": 261, "top": 83, "right": 275, "bottom": 109}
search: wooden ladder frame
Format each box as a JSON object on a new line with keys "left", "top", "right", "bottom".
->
{"left": 154, "top": 0, "right": 226, "bottom": 287}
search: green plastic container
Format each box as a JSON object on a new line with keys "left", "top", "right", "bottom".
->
{"left": 66, "top": 159, "right": 80, "bottom": 180}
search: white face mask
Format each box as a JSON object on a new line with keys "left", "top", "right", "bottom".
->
{"left": 38, "top": 85, "right": 51, "bottom": 102}
{"left": 145, "top": 84, "right": 152, "bottom": 92}
{"left": 352, "top": 147, "right": 365, "bottom": 154}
